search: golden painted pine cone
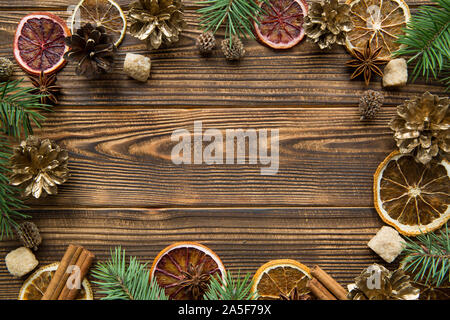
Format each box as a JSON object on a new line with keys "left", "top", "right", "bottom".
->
{"left": 128, "top": 0, "right": 186, "bottom": 50}
{"left": 348, "top": 264, "right": 420, "bottom": 300}
{"left": 9, "top": 136, "right": 70, "bottom": 199}
{"left": 389, "top": 92, "right": 449, "bottom": 164}
{"left": 304, "top": 0, "right": 354, "bottom": 50}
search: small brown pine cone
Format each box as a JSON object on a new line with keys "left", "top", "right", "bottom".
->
{"left": 196, "top": 31, "right": 216, "bottom": 55}
{"left": 0, "top": 57, "right": 14, "bottom": 82}
{"left": 359, "top": 90, "right": 384, "bottom": 120}
{"left": 221, "top": 37, "right": 245, "bottom": 61}
{"left": 16, "top": 222, "right": 42, "bottom": 251}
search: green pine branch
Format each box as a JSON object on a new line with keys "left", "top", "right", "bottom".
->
{"left": 394, "top": 0, "right": 450, "bottom": 90}
{"left": 0, "top": 79, "right": 50, "bottom": 240}
{"left": 0, "top": 136, "right": 28, "bottom": 240}
{"left": 0, "top": 79, "right": 49, "bottom": 138}
{"left": 401, "top": 224, "right": 450, "bottom": 287}
{"left": 91, "top": 246, "right": 168, "bottom": 300}
{"left": 203, "top": 270, "right": 258, "bottom": 300}
{"left": 197, "top": 0, "right": 266, "bottom": 42}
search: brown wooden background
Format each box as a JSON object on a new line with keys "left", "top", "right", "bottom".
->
{"left": 0, "top": 0, "right": 447, "bottom": 299}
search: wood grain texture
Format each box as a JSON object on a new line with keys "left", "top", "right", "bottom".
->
{"left": 0, "top": 208, "right": 386, "bottom": 299}
{"left": 17, "top": 106, "right": 397, "bottom": 208}
{"left": 0, "top": 4, "right": 446, "bottom": 107}
{"left": 0, "top": 0, "right": 446, "bottom": 300}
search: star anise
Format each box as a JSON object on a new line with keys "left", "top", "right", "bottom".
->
{"left": 176, "top": 262, "right": 211, "bottom": 300}
{"left": 347, "top": 41, "right": 389, "bottom": 86}
{"left": 279, "top": 287, "right": 312, "bottom": 300}
{"left": 29, "top": 71, "right": 60, "bottom": 105}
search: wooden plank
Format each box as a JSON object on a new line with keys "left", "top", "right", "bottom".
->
{"left": 0, "top": 207, "right": 386, "bottom": 299}
{"left": 0, "top": 7, "right": 445, "bottom": 107}
{"left": 15, "top": 106, "right": 397, "bottom": 208}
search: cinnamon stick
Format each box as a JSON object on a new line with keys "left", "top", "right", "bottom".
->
{"left": 310, "top": 265, "right": 348, "bottom": 300}
{"left": 58, "top": 249, "right": 95, "bottom": 300}
{"left": 307, "top": 278, "right": 336, "bottom": 300}
{"left": 42, "top": 244, "right": 83, "bottom": 300}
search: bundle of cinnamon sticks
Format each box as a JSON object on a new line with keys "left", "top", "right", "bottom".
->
{"left": 42, "top": 244, "right": 95, "bottom": 300}
{"left": 307, "top": 265, "right": 348, "bottom": 300}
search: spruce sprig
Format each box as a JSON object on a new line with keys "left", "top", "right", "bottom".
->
{"left": 0, "top": 79, "right": 49, "bottom": 138}
{"left": 0, "top": 136, "right": 28, "bottom": 240}
{"left": 203, "top": 270, "right": 258, "bottom": 300}
{"left": 91, "top": 246, "right": 168, "bottom": 300}
{"left": 394, "top": 0, "right": 450, "bottom": 90}
{"left": 197, "top": 0, "right": 266, "bottom": 42}
{"left": 401, "top": 224, "right": 450, "bottom": 287}
{"left": 0, "top": 79, "right": 49, "bottom": 240}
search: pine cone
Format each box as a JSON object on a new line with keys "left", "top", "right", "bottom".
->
{"left": 128, "top": 0, "right": 185, "bottom": 50}
{"left": 304, "top": 0, "right": 354, "bottom": 50}
{"left": 64, "top": 23, "right": 116, "bottom": 78}
{"left": 221, "top": 37, "right": 245, "bottom": 61}
{"left": 359, "top": 90, "right": 384, "bottom": 120}
{"left": 0, "top": 57, "right": 14, "bottom": 82}
{"left": 389, "top": 92, "right": 449, "bottom": 164}
{"left": 16, "top": 222, "right": 41, "bottom": 251}
{"left": 196, "top": 31, "right": 216, "bottom": 55}
{"left": 9, "top": 136, "right": 70, "bottom": 199}
{"left": 348, "top": 264, "right": 420, "bottom": 300}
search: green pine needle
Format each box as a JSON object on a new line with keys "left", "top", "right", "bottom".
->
{"left": 401, "top": 224, "right": 450, "bottom": 287}
{"left": 91, "top": 246, "right": 168, "bottom": 300}
{"left": 197, "top": 0, "right": 267, "bottom": 42}
{"left": 394, "top": 0, "right": 450, "bottom": 90}
{"left": 0, "top": 79, "right": 50, "bottom": 138}
{"left": 0, "top": 136, "right": 28, "bottom": 240}
{"left": 203, "top": 270, "right": 258, "bottom": 300}
{"left": 0, "top": 78, "right": 49, "bottom": 240}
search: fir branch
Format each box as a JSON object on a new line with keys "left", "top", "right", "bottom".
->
{"left": 0, "top": 136, "right": 28, "bottom": 240}
{"left": 394, "top": 0, "right": 450, "bottom": 90}
{"left": 197, "top": 0, "right": 266, "bottom": 42}
{"left": 0, "top": 79, "right": 50, "bottom": 138}
{"left": 0, "top": 78, "right": 48, "bottom": 240}
{"left": 91, "top": 246, "right": 168, "bottom": 300}
{"left": 401, "top": 224, "right": 450, "bottom": 287}
{"left": 203, "top": 270, "right": 258, "bottom": 300}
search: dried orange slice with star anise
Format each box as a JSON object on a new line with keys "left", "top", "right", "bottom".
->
{"left": 150, "top": 242, "right": 226, "bottom": 300}
{"left": 345, "top": 0, "right": 410, "bottom": 59}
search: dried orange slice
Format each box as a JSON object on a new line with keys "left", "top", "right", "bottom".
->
{"left": 251, "top": 259, "right": 312, "bottom": 300}
{"left": 13, "top": 12, "right": 70, "bottom": 75}
{"left": 345, "top": 0, "right": 410, "bottom": 59}
{"left": 374, "top": 151, "right": 450, "bottom": 236}
{"left": 150, "top": 242, "right": 226, "bottom": 300}
{"left": 18, "top": 263, "right": 93, "bottom": 300}
{"left": 70, "top": 0, "right": 127, "bottom": 47}
{"left": 254, "top": 0, "right": 308, "bottom": 49}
